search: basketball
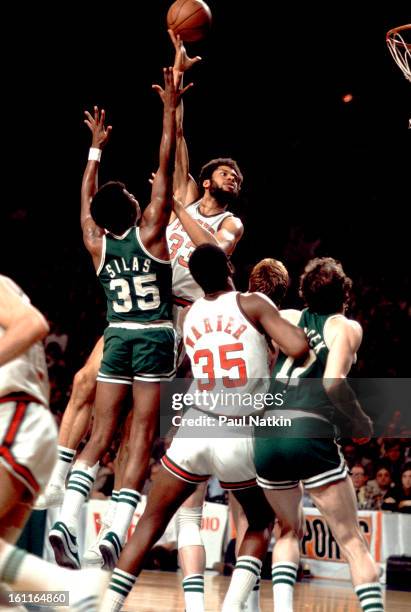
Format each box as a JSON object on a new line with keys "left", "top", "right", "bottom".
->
{"left": 167, "top": 0, "right": 212, "bottom": 43}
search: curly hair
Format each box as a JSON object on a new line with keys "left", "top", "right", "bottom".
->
{"left": 198, "top": 158, "right": 243, "bottom": 191}
{"left": 299, "top": 257, "right": 352, "bottom": 314}
{"left": 249, "top": 258, "right": 289, "bottom": 306}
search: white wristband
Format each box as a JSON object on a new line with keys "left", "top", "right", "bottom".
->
{"left": 88, "top": 147, "right": 102, "bottom": 162}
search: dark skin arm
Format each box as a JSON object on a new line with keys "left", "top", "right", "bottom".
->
{"left": 81, "top": 106, "right": 112, "bottom": 268}
{"left": 149, "top": 31, "right": 200, "bottom": 220}
{"left": 141, "top": 67, "right": 190, "bottom": 260}
{"left": 172, "top": 197, "right": 244, "bottom": 255}
{"left": 169, "top": 29, "right": 200, "bottom": 208}
{"left": 238, "top": 293, "right": 308, "bottom": 359}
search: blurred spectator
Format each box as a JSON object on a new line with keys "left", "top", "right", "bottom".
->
{"left": 350, "top": 464, "right": 370, "bottom": 509}
{"left": 365, "top": 462, "right": 395, "bottom": 509}
{"left": 45, "top": 319, "right": 69, "bottom": 354}
{"left": 341, "top": 441, "right": 359, "bottom": 469}
{"left": 381, "top": 439, "right": 403, "bottom": 484}
{"left": 381, "top": 462, "right": 411, "bottom": 513}
{"left": 45, "top": 342, "right": 66, "bottom": 375}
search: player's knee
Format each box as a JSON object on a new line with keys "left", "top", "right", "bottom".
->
{"left": 177, "top": 506, "right": 203, "bottom": 548}
{"left": 73, "top": 367, "right": 96, "bottom": 401}
{"left": 247, "top": 506, "right": 274, "bottom": 532}
{"left": 277, "top": 517, "right": 304, "bottom": 541}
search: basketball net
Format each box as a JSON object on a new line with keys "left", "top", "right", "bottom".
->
{"left": 386, "top": 25, "right": 411, "bottom": 128}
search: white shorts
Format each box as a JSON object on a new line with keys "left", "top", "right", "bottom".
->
{"left": 162, "top": 410, "right": 256, "bottom": 490}
{"left": 0, "top": 394, "right": 58, "bottom": 497}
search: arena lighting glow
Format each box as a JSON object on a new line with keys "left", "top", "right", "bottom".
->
{"left": 342, "top": 93, "right": 354, "bottom": 103}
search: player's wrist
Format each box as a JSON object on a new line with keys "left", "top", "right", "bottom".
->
{"left": 88, "top": 147, "right": 102, "bottom": 162}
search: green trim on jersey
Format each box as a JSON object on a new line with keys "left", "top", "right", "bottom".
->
{"left": 98, "top": 228, "right": 172, "bottom": 323}
{"left": 269, "top": 309, "right": 339, "bottom": 422}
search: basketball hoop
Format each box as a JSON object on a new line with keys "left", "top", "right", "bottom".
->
{"left": 386, "top": 24, "right": 411, "bottom": 82}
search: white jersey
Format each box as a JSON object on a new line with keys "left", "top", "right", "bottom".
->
{"left": 166, "top": 201, "right": 233, "bottom": 303}
{"left": 0, "top": 276, "right": 49, "bottom": 406}
{"left": 183, "top": 291, "right": 270, "bottom": 417}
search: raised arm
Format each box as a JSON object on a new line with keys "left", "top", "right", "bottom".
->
{"left": 0, "top": 276, "right": 49, "bottom": 367}
{"left": 239, "top": 293, "right": 308, "bottom": 359}
{"left": 81, "top": 106, "right": 112, "bottom": 259}
{"left": 141, "top": 68, "right": 190, "bottom": 254}
{"left": 169, "top": 30, "right": 201, "bottom": 207}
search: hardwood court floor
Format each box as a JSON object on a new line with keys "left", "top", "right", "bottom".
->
{"left": 123, "top": 571, "right": 410, "bottom": 611}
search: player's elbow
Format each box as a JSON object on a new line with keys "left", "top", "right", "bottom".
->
{"left": 323, "top": 374, "right": 346, "bottom": 394}
{"left": 288, "top": 332, "right": 309, "bottom": 359}
{"left": 28, "top": 310, "right": 49, "bottom": 342}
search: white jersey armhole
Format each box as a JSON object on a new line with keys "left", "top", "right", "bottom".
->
{"left": 96, "top": 234, "right": 107, "bottom": 276}
{"left": 323, "top": 314, "right": 358, "bottom": 364}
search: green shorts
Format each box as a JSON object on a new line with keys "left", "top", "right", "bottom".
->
{"left": 255, "top": 417, "right": 348, "bottom": 490}
{"left": 97, "top": 323, "right": 176, "bottom": 384}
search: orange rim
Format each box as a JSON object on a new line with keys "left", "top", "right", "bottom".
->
{"left": 386, "top": 24, "right": 411, "bottom": 50}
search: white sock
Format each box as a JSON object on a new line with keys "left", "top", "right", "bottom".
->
{"left": 49, "top": 446, "right": 76, "bottom": 488}
{"left": 355, "top": 582, "right": 384, "bottom": 611}
{"left": 100, "top": 567, "right": 136, "bottom": 612}
{"left": 109, "top": 488, "right": 141, "bottom": 545}
{"left": 182, "top": 574, "right": 204, "bottom": 612}
{"left": 245, "top": 577, "right": 260, "bottom": 612}
{"left": 0, "top": 542, "right": 107, "bottom": 610}
{"left": 59, "top": 461, "right": 99, "bottom": 531}
{"left": 0, "top": 542, "right": 66, "bottom": 591}
{"left": 272, "top": 562, "right": 298, "bottom": 612}
{"left": 101, "top": 490, "right": 119, "bottom": 527}
{"left": 222, "top": 556, "right": 262, "bottom": 612}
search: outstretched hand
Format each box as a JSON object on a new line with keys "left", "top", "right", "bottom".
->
{"left": 168, "top": 29, "right": 201, "bottom": 77}
{"left": 152, "top": 66, "right": 193, "bottom": 105}
{"left": 84, "top": 106, "right": 112, "bottom": 149}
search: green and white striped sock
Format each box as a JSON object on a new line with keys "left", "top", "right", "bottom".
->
{"left": 222, "top": 556, "right": 262, "bottom": 612}
{"left": 110, "top": 488, "right": 141, "bottom": 545}
{"left": 272, "top": 561, "right": 298, "bottom": 612}
{"left": 101, "top": 567, "right": 136, "bottom": 612}
{"left": 51, "top": 446, "right": 76, "bottom": 488}
{"left": 182, "top": 573, "right": 204, "bottom": 612}
{"left": 60, "top": 461, "right": 99, "bottom": 529}
{"left": 355, "top": 582, "right": 384, "bottom": 611}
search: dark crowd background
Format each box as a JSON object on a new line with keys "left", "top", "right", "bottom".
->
{"left": 1, "top": 3, "right": 410, "bottom": 507}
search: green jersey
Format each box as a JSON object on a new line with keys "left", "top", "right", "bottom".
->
{"left": 97, "top": 227, "right": 172, "bottom": 324}
{"left": 270, "top": 309, "right": 343, "bottom": 421}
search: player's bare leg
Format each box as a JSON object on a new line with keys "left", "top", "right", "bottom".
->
{"left": 0, "top": 466, "right": 34, "bottom": 545}
{"left": 83, "top": 412, "right": 132, "bottom": 567}
{"left": 261, "top": 484, "right": 304, "bottom": 612}
{"left": 49, "top": 382, "right": 128, "bottom": 569}
{"left": 99, "top": 381, "right": 164, "bottom": 570}
{"left": 229, "top": 491, "right": 249, "bottom": 557}
{"left": 227, "top": 492, "right": 262, "bottom": 611}
{"left": 222, "top": 487, "right": 274, "bottom": 612}
{"left": 36, "top": 337, "right": 103, "bottom": 510}
{"left": 177, "top": 481, "right": 207, "bottom": 612}
{"left": 309, "top": 478, "right": 384, "bottom": 611}
{"left": 100, "top": 466, "right": 195, "bottom": 612}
